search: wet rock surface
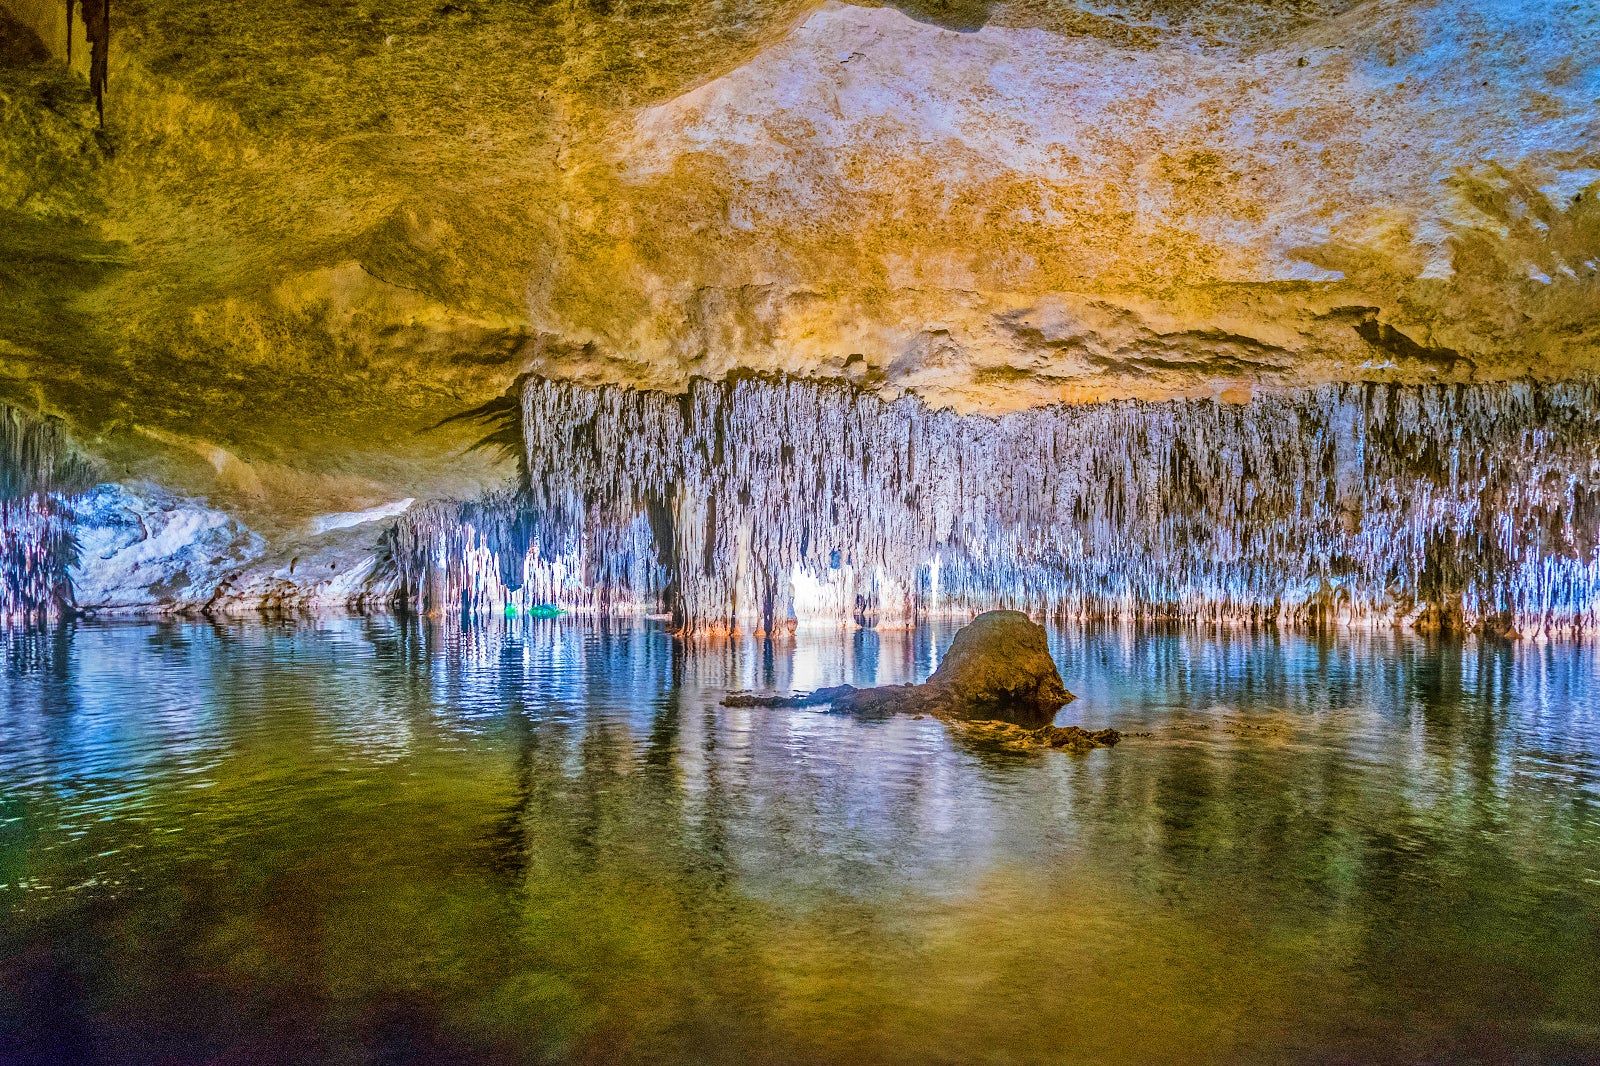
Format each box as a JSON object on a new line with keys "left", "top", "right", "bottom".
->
{"left": 926, "top": 610, "right": 1075, "bottom": 718}
{"left": 725, "top": 611, "right": 1102, "bottom": 749}
{"left": 950, "top": 721, "right": 1123, "bottom": 755}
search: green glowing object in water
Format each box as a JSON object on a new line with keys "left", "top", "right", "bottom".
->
{"left": 527, "top": 604, "right": 565, "bottom": 618}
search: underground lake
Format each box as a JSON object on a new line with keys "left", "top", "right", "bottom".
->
{"left": 3, "top": 618, "right": 1598, "bottom": 1064}
{"left": 5, "top": 0, "right": 1600, "bottom": 1059}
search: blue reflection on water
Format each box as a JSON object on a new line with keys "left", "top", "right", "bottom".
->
{"left": 1, "top": 618, "right": 1599, "bottom": 1065}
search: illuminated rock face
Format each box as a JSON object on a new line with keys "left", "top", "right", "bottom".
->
{"left": 389, "top": 375, "right": 1600, "bottom": 639}
{"left": 3, "top": 0, "right": 1598, "bottom": 627}
{"left": 592, "top": 0, "right": 1600, "bottom": 407}
{"left": 11, "top": 374, "right": 1600, "bottom": 638}
{"left": 925, "top": 610, "right": 1074, "bottom": 721}
{"left": 4, "top": 0, "right": 1599, "bottom": 488}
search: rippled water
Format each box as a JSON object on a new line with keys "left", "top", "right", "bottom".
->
{"left": 2, "top": 618, "right": 1599, "bottom": 1065}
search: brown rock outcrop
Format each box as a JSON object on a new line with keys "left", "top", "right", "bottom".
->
{"left": 725, "top": 611, "right": 1117, "bottom": 751}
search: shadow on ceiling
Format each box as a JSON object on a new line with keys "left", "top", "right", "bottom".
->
{"left": 856, "top": 0, "right": 994, "bottom": 33}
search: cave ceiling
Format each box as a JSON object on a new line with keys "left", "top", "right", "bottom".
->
{"left": 0, "top": 0, "right": 1597, "bottom": 519}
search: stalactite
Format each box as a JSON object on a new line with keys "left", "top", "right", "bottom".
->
{"left": 390, "top": 376, "right": 1600, "bottom": 639}
{"left": 65, "top": 0, "right": 111, "bottom": 122}
{"left": 1, "top": 404, "right": 95, "bottom": 500}
{"left": 0, "top": 404, "right": 95, "bottom": 621}
{"left": 381, "top": 490, "right": 666, "bottom": 619}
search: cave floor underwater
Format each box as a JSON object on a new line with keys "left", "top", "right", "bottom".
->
{"left": 2, "top": 615, "right": 1597, "bottom": 1065}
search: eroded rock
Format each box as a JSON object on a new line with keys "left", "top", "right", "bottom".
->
{"left": 725, "top": 611, "right": 1107, "bottom": 750}
{"left": 926, "top": 610, "right": 1074, "bottom": 719}
{"left": 950, "top": 721, "right": 1123, "bottom": 755}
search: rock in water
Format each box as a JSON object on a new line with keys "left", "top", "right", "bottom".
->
{"left": 724, "top": 685, "right": 859, "bottom": 709}
{"left": 725, "top": 611, "right": 1082, "bottom": 735}
{"left": 951, "top": 721, "right": 1122, "bottom": 754}
{"left": 926, "top": 610, "right": 1074, "bottom": 724}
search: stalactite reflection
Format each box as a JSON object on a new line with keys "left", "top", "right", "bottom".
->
{"left": 4, "top": 618, "right": 1598, "bottom": 1063}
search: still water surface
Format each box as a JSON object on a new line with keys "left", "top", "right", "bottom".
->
{"left": 2, "top": 618, "right": 1599, "bottom": 1065}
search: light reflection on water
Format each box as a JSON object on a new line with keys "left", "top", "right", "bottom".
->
{"left": 2, "top": 617, "right": 1599, "bottom": 1065}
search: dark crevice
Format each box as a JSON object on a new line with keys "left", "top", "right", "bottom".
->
{"left": 1353, "top": 316, "right": 1462, "bottom": 369}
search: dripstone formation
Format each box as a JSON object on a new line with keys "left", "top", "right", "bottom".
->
{"left": 387, "top": 375, "right": 1600, "bottom": 639}
{"left": 0, "top": 406, "right": 95, "bottom": 621}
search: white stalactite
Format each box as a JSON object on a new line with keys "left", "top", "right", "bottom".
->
{"left": 0, "top": 405, "right": 94, "bottom": 622}
{"left": 388, "top": 376, "right": 1600, "bottom": 639}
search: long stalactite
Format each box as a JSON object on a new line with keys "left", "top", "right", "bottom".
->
{"left": 388, "top": 375, "right": 1600, "bottom": 639}
{"left": 64, "top": 0, "right": 111, "bottom": 122}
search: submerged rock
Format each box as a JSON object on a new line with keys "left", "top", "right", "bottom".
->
{"left": 724, "top": 684, "right": 860, "bottom": 709}
{"left": 725, "top": 611, "right": 1100, "bottom": 749}
{"left": 951, "top": 721, "right": 1122, "bottom": 755}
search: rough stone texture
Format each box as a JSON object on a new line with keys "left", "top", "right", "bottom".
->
{"left": 727, "top": 609, "right": 1077, "bottom": 727}
{"left": 592, "top": 0, "right": 1600, "bottom": 410}
{"left": 0, "top": 0, "right": 1597, "bottom": 613}
{"left": 69, "top": 483, "right": 263, "bottom": 611}
{"left": 3, "top": 0, "right": 1598, "bottom": 485}
{"left": 68, "top": 482, "right": 400, "bottom": 615}
{"left": 927, "top": 610, "right": 1074, "bottom": 715}
{"left": 949, "top": 720, "right": 1122, "bottom": 754}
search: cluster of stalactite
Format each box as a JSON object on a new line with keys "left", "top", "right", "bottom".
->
{"left": 391, "top": 375, "right": 1600, "bottom": 638}
{"left": 1, "top": 405, "right": 94, "bottom": 621}
{"left": 380, "top": 490, "right": 666, "bottom": 618}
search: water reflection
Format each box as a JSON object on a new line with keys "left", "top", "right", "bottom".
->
{"left": 2, "top": 618, "right": 1598, "bottom": 1064}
